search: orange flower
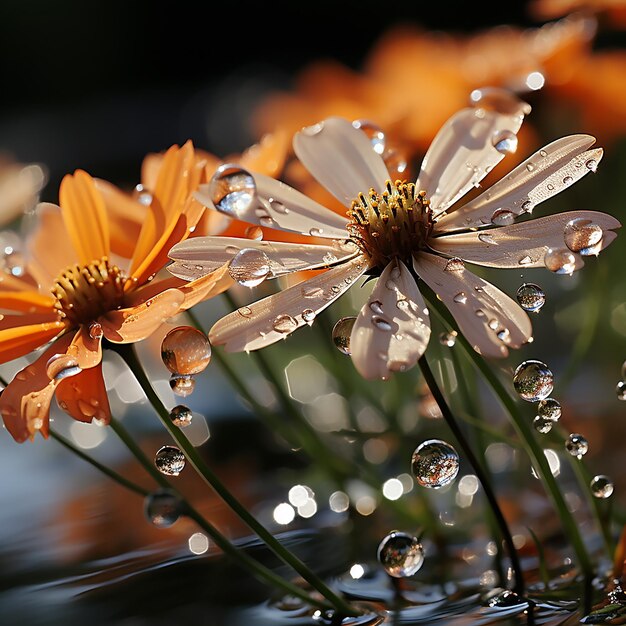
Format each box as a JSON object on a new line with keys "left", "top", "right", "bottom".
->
{"left": 0, "top": 141, "right": 231, "bottom": 443}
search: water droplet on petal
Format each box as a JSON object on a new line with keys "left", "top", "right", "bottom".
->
{"left": 525, "top": 163, "right": 535, "bottom": 173}
{"left": 444, "top": 257, "right": 465, "bottom": 272}
{"left": 537, "top": 397, "right": 561, "bottom": 421}
{"left": 45, "top": 354, "right": 81, "bottom": 381}
{"left": 544, "top": 248, "right": 576, "bottom": 274}
{"left": 469, "top": 87, "right": 531, "bottom": 116}
{"left": 133, "top": 184, "right": 153, "bottom": 207}
{"left": 155, "top": 445, "right": 186, "bottom": 476}
{"left": 273, "top": 314, "right": 297, "bottom": 334}
{"left": 352, "top": 119, "right": 386, "bottom": 155}
{"left": 616, "top": 381, "right": 626, "bottom": 401}
{"left": 533, "top": 415, "right": 553, "bottom": 434}
{"left": 169, "top": 405, "right": 193, "bottom": 428}
{"left": 478, "top": 233, "right": 498, "bottom": 245}
{"left": 309, "top": 227, "right": 323, "bottom": 237}
{"left": 302, "top": 122, "right": 324, "bottom": 136}
{"left": 411, "top": 439, "right": 460, "bottom": 489}
{"left": 228, "top": 248, "right": 271, "bottom": 288}
{"left": 144, "top": 489, "right": 183, "bottom": 528}
{"left": 453, "top": 292, "right": 467, "bottom": 304}
{"left": 585, "top": 159, "right": 598, "bottom": 172}
{"left": 497, "top": 328, "right": 510, "bottom": 343}
{"left": 238, "top": 306, "right": 253, "bottom": 318}
{"left": 88, "top": 322, "right": 104, "bottom": 340}
{"left": 565, "top": 433, "right": 588, "bottom": 458}
{"left": 371, "top": 315, "right": 392, "bottom": 332}
{"left": 208, "top": 164, "right": 256, "bottom": 217}
{"left": 377, "top": 531, "right": 424, "bottom": 578}
{"left": 513, "top": 360, "right": 554, "bottom": 402}
{"left": 518, "top": 255, "right": 533, "bottom": 266}
{"left": 563, "top": 176, "right": 573, "bottom": 185}
{"left": 439, "top": 331, "right": 457, "bottom": 347}
{"left": 521, "top": 201, "right": 533, "bottom": 212}
{"left": 169, "top": 374, "right": 196, "bottom": 397}
{"left": 516, "top": 283, "right": 545, "bottom": 313}
{"left": 491, "top": 209, "right": 515, "bottom": 226}
{"left": 244, "top": 225, "right": 264, "bottom": 241}
{"left": 492, "top": 130, "right": 518, "bottom": 155}
{"left": 161, "top": 326, "right": 211, "bottom": 375}
{"left": 369, "top": 300, "right": 384, "bottom": 315}
{"left": 564, "top": 218, "right": 603, "bottom": 255}
{"left": 301, "top": 309, "right": 316, "bottom": 324}
{"left": 590, "top": 475, "right": 614, "bottom": 498}
{"left": 332, "top": 317, "right": 356, "bottom": 355}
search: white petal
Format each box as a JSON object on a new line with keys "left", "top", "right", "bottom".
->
{"left": 429, "top": 211, "right": 620, "bottom": 269}
{"left": 350, "top": 260, "right": 431, "bottom": 380}
{"left": 436, "top": 136, "right": 601, "bottom": 232}
{"left": 209, "top": 257, "right": 368, "bottom": 352}
{"left": 168, "top": 237, "right": 360, "bottom": 281}
{"left": 293, "top": 117, "right": 390, "bottom": 206}
{"left": 195, "top": 172, "right": 350, "bottom": 240}
{"left": 416, "top": 101, "right": 528, "bottom": 215}
{"left": 414, "top": 252, "right": 532, "bottom": 358}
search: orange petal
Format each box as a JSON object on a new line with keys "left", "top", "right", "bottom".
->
{"left": 56, "top": 363, "right": 111, "bottom": 424}
{"left": 67, "top": 324, "right": 103, "bottom": 369}
{"left": 0, "top": 290, "right": 56, "bottom": 313}
{"left": 94, "top": 179, "right": 145, "bottom": 259}
{"left": 0, "top": 332, "right": 74, "bottom": 442}
{"left": 0, "top": 319, "right": 66, "bottom": 364}
{"left": 59, "top": 170, "right": 110, "bottom": 266}
{"left": 100, "top": 288, "right": 184, "bottom": 343}
{"left": 238, "top": 130, "right": 290, "bottom": 178}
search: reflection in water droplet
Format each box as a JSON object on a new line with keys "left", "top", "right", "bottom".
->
{"left": 439, "top": 331, "right": 457, "bottom": 347}
{"left": 516, "top": 283, "right": 545, "bottom": 313}
{"left": 377, "top": 531, "right": 424, "bottom": 578}
{"left": 533, "top": 415, "right": 553, "bottom": 434}
{"left": 521, "top": 201, "right": 533, "bottom": 212}
{"left": 491, "top": 209, "right": 515, "bottom": 226}
{"left": 154, "top": 445, "right": 186, "bottom": 476}
{"left": 332, "top": 317, "right": 356, "bottom": 355}
{"left": 617, "top": 381, "right": 626, "bottom": 401}
{"left": 544, "top": 248, "right": 576, "bottom": 274}
{"left": 169, "top": 374, "right": 196, "bottom": 397}
{"left": 444, "top": 257, "right": 464, "bottom": 272}
{"left": 208, "top": 164, "right": 256, "bottom": 217}
{"left": 45, "top": 354, "right": 81, "bottom": 381}
{"left": 273, "top": 314, "right": 297, "bottom": 334}
{"left": 301, "top": 308, "right": 316, "bottom": 324}
{"left": 412, "top": 439, "right": 460, "bottom": 489}
{"left": 590, "top": 475, "right": 614, "bottom": 498}
{"left": 169, "top": 405, "right": 193, "bottom": 428}
{"left": 144, "top": 489, "right": 183, "bottom": 528}
{"left": 161, "top": 326, "right": 212, "bottom": 375}
{"left": 492, "top": 130, "right": 518, "bottom": 155}
{"left": 228, "top": 248, "right": 271, "bottom": 287}
{"left": 537, "top": 398, "right": 561, "bottom": 421}
{"left": 352, "top": 119, "right": 386, "bottom": 155}
{"left": 453, "top": 292, "right": 467, "bottom": 304}
{"left": 564, "top": 218, "right": 603, "bottom": 256}
{"left": 566, "top": 433, "right": 588, "bottom": 458}
{"left": 513, "top": 360, "right": 554, "bottom": 402}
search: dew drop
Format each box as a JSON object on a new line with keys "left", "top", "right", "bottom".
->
{"left": 492, "top": 130, "right": 518, "bottom": 155}
{"left": 273, "top": 314, "right": 297, "bottom": 334}
{"left": 161, "top": 326, "right": 211, "bottom": 375}
{"left": 484, "top": 589, "right": 526, "bottom": 608}
{"left": 590, "top": 475, "right": 614, "bottom": 499}
{"left": 526, "top": 163, "right": 535, "bottom": 173}
{"left": 563, "top": 176, "right": 573, "bottom": 185}
{"left": 469, "top": 87, "right": 531, "bottom": 116}
{"left": 208, "top": 164, "right": 256, "bottom": 217}
{"left": 228, "top": 248, "right": 271, "bottom": 288}
{"left": 516, "top": 283, "right": 545, "bottom": 313}
{"left": 237, "top": 306, "right": 253, "bottom": 318}
{"left": 497, "top": 328, "right": 510, "bottom": 343}
{"left": 518, "top": 255, "right": 533, "bottom": 266}
{"left": 564, "top": 218, "right": 603, "bottom": 255}
{"left": 533, "top": 415, "right": 553, "bottom": 434}
{"left": 309, "top": 227, "right": 323, "bottom": 237}
{"left": 377, "top": 531, "right": 424, "bottom": 578}
{"left": 371, "top": 315, "right": 392, "bottom": 332}
{"left": 269, "top": 198, "right": 289, "bottom": 214}
{"left": 244, "top": 225, "right": 264, "bottom": 241}
{"left": 488, "top": 318, "right": 499, "bottom": 330}
{"left": 369, "top": 300, "right": 384, "bottom": 315}
{"left": 439, "top": 331, "right": 457, "bottom": 347}
{"left": 544, "top": 248, "right": 576, "bottom": 275}
{"left": 88, "top": 322, "right": 104, "bottom": 340}
{"left": 616, "top": 381, "right": 626, "bottom": 401}
{"left": 491, "top": 209, "right": 515, "bottom": 226}
{"left": 585, "top": 159, "right": 598, "bottom": 172}
{"left": 352, "top": 119, "right": 386, "bottom": 155}
{"left": 565, "top": 433, "right": 588, "bottom": 458}
{"left": 169, "top": 405, "right": 193, "bottom": 428}
{"left": 444, "top": 257, "right": 465, "bottom": 272}
{"left": 453, "top": 292, "right": 467, "bottom": 304}
{"left": 301, "top": 308, "right": 316, "bottom": 324}
{"left": 513, "top": 360, "right": 554, "bottom": 402}
{"left": 332, "top": 317, "right": 356, "bottom": 355}
{"left": 521, "top": 201, "right": 533, "bottom": 212}
{"left": 478, "top": 233, "right": 498, "bottom": 245}
{"left": 302, "top": 122, "right": 324, "bottom": 136}
{"left": 154, "top": 445, "right": 186, "bottom": 476}
{"left": 169, "top": 374, "right": 196, "bottom": 397}
{"left": 411, "top": 439, "right": 460, "bottom": 489}
{"left": 144, "top": 489, "right": 183, "bottom": 528}
{"left": 45, "top": 354, "right": 81, "bottom": 381}
{"left": 537, "top": 397, "right": 561, "bottom": 421}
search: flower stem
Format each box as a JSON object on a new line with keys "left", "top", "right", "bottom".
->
{"left": 112, "top": 341, "right": 358, "bottom": 617}
{"left": 418, "top": 355, "right": 525, "bottom": 595}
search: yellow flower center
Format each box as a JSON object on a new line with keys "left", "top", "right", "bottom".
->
{"left": 51, "top": 257, "right": 126, "bottom": 326}
{"left": 347, "top": 180, "right": 433, "bottom": 272}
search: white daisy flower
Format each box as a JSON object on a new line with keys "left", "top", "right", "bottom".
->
{"left": 168, "top": 88, "right": 620, "bottom": 380}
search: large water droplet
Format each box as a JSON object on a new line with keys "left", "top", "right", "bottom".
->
{"left": 617, "top": 381, "right": 626, "bottom": 401}
{"left": 516, "top": 283, "right": 545, "bottom": 313}
{"left": 273, "top": 314, "right": 297, "bottom": 334}
{"left": 144, "top": 489, "right": 183, "bottom": 528}
{"left": 155, "top": 445, "right": 186, "bottom": 476}
{"left": 377, "top": 531, "right": 424, "bottom": 578}
{"left": 332, "top": 317, "right": 356, "bottom": 355}
{"left": 492, "top": 130, "right": 518, "bottom": 155}
{"left": 411, "top": 439, "right": 460, "bottom": 489}
{"left": 439, "top": 331, "right": 457, "bottom": 347}
{"left": 513, "top": 360, "right": 554, "bottom": 402}
{"left": 590, "top": 475, "right": 614, "bottom": 499}
{"left": 444, "top": 257, "right": 465, "bottom": 272}
{"left": 544, "top": 248, "right": 576, "bottom": 275}
{"left": 537, "top": 397, "right": 561, "bottom": 421}
{"left": 161, "top": 326, "right": 212, "bottom": 375}
{"left": 352, "top": 119, "right": 386, "bottom": 155}
{"left": 491, "top": 209, "right": 515, "bottom": 226}
{"left": 533, "top": 415, "right": 553, "bottom": 434}
{"left": 564, "top": 218, "right": 603, "bottom": 256}
{"left": 169, "top": 374, "right": 196, "bottom": 397}
{"left": 45, "top": 354, "right": 81, "bottom": 381}
{"left": 169, "top": 405, "right": 193, "bottom": 428}
{"left": 228, "top": 248, "right": 271, "bottom": 288}
{"left": 565, "top": 433, "right": 588, "bottom": 459}
{"left": 208, "top": 164, "right": 256, "bottom": 217}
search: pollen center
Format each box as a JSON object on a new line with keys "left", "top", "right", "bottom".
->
{"left": 347, "top": 180, "right": 433, "bottom": 272}
{"left": 51, "top": 257, "right": 126, "bottom": 326}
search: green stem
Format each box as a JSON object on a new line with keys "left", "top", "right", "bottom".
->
{"left": 113, "top": 341, "right": 358, "bottom": 617}
{"left": 418, "top": 355, "right": 524, "bottom": 595}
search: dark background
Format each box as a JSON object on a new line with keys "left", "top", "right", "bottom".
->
{"left": 0, "top": 0, "right": 533, "bottom": 195}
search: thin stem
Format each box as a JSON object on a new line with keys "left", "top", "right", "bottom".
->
{"left": 418, "top": 355, "right": 525, "bottom": 595}
{"left": 112, "top": 341, "right": 358, "bottom": 617}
